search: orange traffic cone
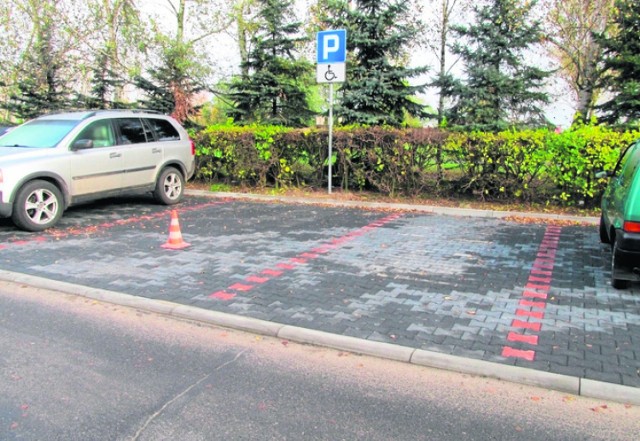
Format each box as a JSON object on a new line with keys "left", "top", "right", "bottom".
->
{"left": 161, "top": 210, "right": 191, "bottom": 250}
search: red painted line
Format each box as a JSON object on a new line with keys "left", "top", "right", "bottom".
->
{"left": 207, "top": 212, "right": 405, "bottom": 301}
{"left": 246, "top": 276, "right": 269, "bottom": 284}
{"left": 525, "top": 283, "right": 550, "bottom": 291}
{"left": 502, "top": 346, "right": 536, "bottom": 361}
{"left": 529, "top": 276, "right": 552, "bottom": 284}
{"left": 507, "top": 332, "right": 539, "bottom": 345}
{"left": 504, "top": 225, "right": 561, "bottom": 358}
{"left": 209, "top": 291, "right": 236, "bottom": 301}
{"left": 261, "top": 269, "right": 283, "bottom": 277}
{"left": 531, "top": 269, "right": 552, "bottom": 276}
{"left": 512, "top": 320, "right": 542, "bottom": 332}
{"left": 532, "top": 260, "right": 554, "bottom": 269}
{"left": 276, "top": 263, "right": 296, "bottom": 270}
{"left": 516, "top": 309, "right": 545, "bottom": 319}
{"left": 523, "top": 290, "right": 548, "bottom": 299}
{"left": 519, "top": 299, "right": 546, "bottom": 308}
{"left": 228, "top": 283, "right": 254, "bottom": 292}
{"left": 0, "top": 200, "right": 230, "bottom": 250}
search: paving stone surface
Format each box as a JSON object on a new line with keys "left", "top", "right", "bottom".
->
{"left": 0, "top": 195, "right": 638, "bottom": 387}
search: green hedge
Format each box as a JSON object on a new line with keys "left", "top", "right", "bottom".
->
{"left": 191, "top": 122, "right": 639, "bottom": 207}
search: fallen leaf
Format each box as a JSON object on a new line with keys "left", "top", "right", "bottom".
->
{"left": 562, "top": 396, "right": 575, "bottom": 403}
{"left": 530, "top": 396, "right": 542, "bottom": 402}
{"left": 281, "top": 340, "right": 289, "bottom": 347}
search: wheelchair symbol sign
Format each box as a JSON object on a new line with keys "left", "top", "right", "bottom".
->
{"left": 317, "top": 62, "right": 345, "bottom": 84}
{"left": 316, "top": 30, "right": 346, "bottom": 84}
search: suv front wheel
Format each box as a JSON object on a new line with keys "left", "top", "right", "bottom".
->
{"left": 12, "top": 180, "right": 64, "bottom": 232}
{"left": 153, "top": 167, "right": 184, "bottom": 205}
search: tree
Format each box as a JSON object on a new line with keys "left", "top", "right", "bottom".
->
{"left": 444, "top": 0, "right": 551, "bottom": 130}
{"left": 1, "top": 0, "right": 86, "bottom": 119}
{"left": 423, "top": 0, "right": 471, "bottom": 126}
{"left": 81, "top": 0, "right": 145, "bottom": 109}
{"left": 543, "top": 0, "right": 615, "bottom": 122}
{"left": 322, "top": 0, "right": 429, "bottom": 126}
{"left": 231, "top": 0, "right": 259, "bottom": 78}
{"left": 136, "top": 0, "right": 231, "bottom": 122}
{"left": 597, "top": 0, "right": 640, "bottom": 125}
{"left": 228, "top": 0, "right": 314, "bottom": 127}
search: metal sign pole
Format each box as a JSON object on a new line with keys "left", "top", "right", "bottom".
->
{"left": 328, "top": 82, "right": 333, "bottom": 194}
{"left": 316, "top": 29, "right": 346, "bottom": 195}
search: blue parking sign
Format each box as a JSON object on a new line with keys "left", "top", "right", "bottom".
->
{"left": 317, "top": 30, "right": 347, "bottom": 64}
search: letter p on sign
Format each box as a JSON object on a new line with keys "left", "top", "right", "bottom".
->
{"left": 317, "top": 30, "right": 347, "bottom": 64}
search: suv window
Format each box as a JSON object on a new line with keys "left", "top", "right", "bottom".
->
{"left": 621, "top": 143, "right": 640, "bottom": 185}
{"left": 116, "top": 118, "right": 147, "bottom": 144}
{"left": 75, "top": 120, "right": 116, "bottom": 148}
{"left": 0, "top": 120, "right": 78, "bottom": 148}
{"left": 145, "top": 118, "right": 181, "bottom": 141}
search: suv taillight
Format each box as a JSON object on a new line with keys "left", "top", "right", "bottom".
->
{"left": 623, "top": 221, "right": 640, "bottom": 233}
{"left": 190, "top": 139, "right": 195, "bottom": 156}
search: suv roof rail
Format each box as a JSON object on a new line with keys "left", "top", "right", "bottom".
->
{"left": 36, "top": 109, "right": 168, "bottom": 119}
{"left": 83, "top": 109, "right": 166, "bottom": 118}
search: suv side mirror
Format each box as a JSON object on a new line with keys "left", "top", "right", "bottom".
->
{"left": 71, "top": 139, "right": 93, "bottom": 151}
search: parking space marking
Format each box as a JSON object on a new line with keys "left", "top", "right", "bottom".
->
{"left": 502, "top": 226, "right": 562, "bottom": 361}
{"left": 207, "top": 212, "right": 403, "bottom": 301}
{"left": 0, "top": 200, "right": 228, "bottom": 249}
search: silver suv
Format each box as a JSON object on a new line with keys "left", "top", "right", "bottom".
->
{"left": 0, "top": 110, "right": 196, "bottom": 231}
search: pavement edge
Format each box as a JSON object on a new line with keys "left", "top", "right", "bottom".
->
{"left": 1, "top": 269, "right": 637, "bottom": 406}
{"left": 186, "top": 190, "right": 600, "bottom": 224}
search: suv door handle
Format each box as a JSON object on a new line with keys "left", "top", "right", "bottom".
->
{"left": 152, "top": 148, "right": 162, "bottom": 154}
{"left": 110, "top": 152, "right": 122, "bottom": 159}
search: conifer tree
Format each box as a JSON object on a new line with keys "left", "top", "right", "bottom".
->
{"left": 598, "top": 0, "right": 640, "bottom": 125}
{"left": 229, "top": 0, "right": 314, "bottom": 127}
{"left": 444, "top": 0, "right": 551, "bottom": 130}
{"left": 323, "top": 0, "right": 428, "bottom": 126}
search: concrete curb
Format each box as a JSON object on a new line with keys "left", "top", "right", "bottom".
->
{"left": 186, "top": 189, "right": 600, "bottom": 225}
{"left": 2, "top": 269, "right": 637, "bottom": 406}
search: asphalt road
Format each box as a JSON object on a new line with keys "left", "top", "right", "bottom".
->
{"left": 1, "top": 282, "right": 638, "bottom": 441}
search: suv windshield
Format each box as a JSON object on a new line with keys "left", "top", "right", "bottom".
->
{"left": 0, "top": 119, "right": 79, "bottom": 148}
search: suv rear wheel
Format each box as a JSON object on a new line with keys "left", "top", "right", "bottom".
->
{"left": 153, "top": 167, "right": 184, "bottom": 205}
{"left": 12, "top": 180, "right": 63, "bottom": 232}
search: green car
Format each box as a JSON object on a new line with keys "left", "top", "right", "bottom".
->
{"left": 599, "top": 139, "right": 640, "bottom": 289}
